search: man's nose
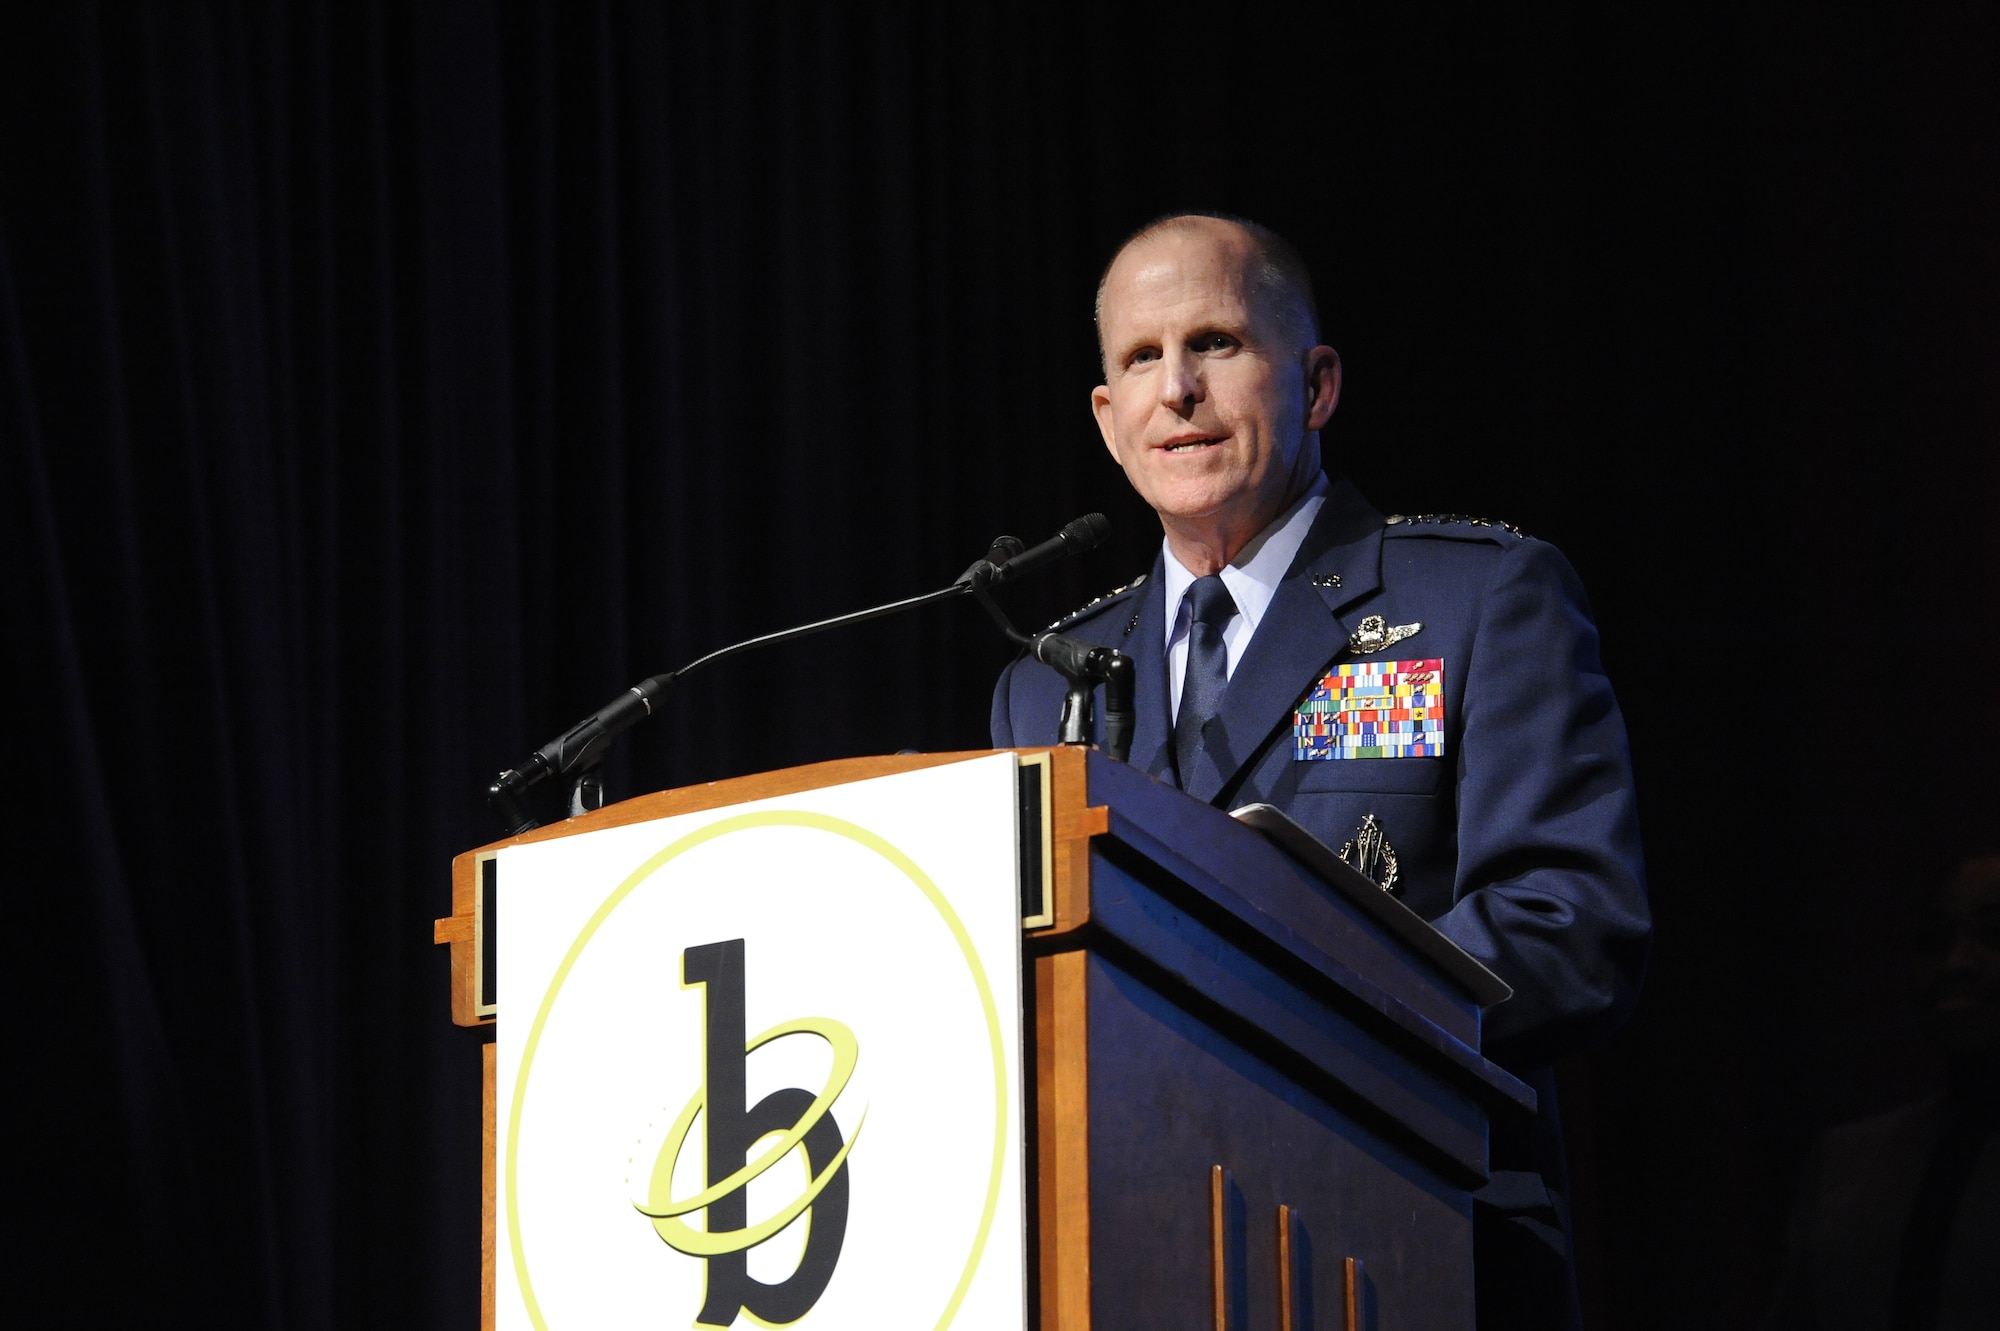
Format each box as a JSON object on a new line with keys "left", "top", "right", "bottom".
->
{"left": 1159, "top": 347, "right": 1204, "bottom": 414}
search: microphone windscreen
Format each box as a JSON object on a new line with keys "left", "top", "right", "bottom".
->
{"left": 1060, "top": 513, "right": 1112, "bottom": 550}
{"left": 990, "top": 514, "right": 1112, "bottom": 585}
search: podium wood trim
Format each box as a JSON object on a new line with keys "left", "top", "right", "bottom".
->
{"left": 1035, "top": 949, "right": 1092, "bottom": 1331}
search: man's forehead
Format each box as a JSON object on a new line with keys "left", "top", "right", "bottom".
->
{"left": 1103, "top": 225, "right": 1259, "bottom": 320}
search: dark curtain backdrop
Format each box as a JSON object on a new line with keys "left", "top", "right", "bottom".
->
{"left": 4, "top": 2, "right": 1994, "bottom": 1326}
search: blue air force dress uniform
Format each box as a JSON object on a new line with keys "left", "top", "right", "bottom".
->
{"left": 990, "top": 473, "right": 1651, "bottom": 1326}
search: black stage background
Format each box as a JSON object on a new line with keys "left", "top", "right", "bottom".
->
{"left": 4, "top": 3, "right": 1994, "bottom": 1326}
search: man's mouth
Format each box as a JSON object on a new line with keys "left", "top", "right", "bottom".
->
{"left": 1162, "top": 436, "right": 1222, "bottom": 453}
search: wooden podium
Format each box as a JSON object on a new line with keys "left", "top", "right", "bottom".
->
{"left": 435, "top": 748, "right": 1533, "bottom": 1329}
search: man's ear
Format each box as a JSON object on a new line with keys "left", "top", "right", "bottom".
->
{"left": 1091, "top": 384, "right": 1120, "bottom": 458}
{"left": 1305, "top": 347, "right": 1342, "bottom": 430}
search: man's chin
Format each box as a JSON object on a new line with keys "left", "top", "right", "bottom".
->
{"left": 1149, "top": 495, "right": 1239, "bottom": 531}
{"left": 1145, "top": 475, "right": 1298, "bottom": 531}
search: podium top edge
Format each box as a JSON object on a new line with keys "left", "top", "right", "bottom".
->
{"left": 453, "top": 749, "right": 1068, "bottom": 861}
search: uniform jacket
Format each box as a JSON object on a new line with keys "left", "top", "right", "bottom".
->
{"left": 991, "top": 474, "right": 1651, "bottom": 1240}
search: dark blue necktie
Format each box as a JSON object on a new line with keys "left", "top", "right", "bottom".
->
{"left": 1174, "top": 575, "right": 1237, "bottom": 788}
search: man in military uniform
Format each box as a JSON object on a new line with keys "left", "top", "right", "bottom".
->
{"left": 990, "top": 213, "right": 1650, "bottom": 1329}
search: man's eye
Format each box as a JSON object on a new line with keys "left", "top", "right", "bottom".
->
{"left": 1192, "top": 333, "right": 1236, "bottom": 353}
{"left": 1129, "top": 347, "right": 1160, "bottom": 365}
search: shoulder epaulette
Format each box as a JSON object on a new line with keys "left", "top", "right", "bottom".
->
{"left": 1383, "top": 513, "right": 1528, "bottom": 540}
{"left": 1042, "top": 573, "right": 1148, "bottom": 632}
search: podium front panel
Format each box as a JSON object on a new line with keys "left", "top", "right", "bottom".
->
{"left": 1084, "top": 950, "right": 1475, "bottom": 1330}
{"left": 490, "top": 755, "right": 1029, "bottom": 1330}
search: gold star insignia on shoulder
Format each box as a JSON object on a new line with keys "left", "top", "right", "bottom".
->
{"left": 1347, "top": 614, "right": 1422, "bottom": 655}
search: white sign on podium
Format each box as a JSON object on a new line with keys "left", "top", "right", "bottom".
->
{"left": 494, "top": 753, "right": 1028, "bottom": 1330}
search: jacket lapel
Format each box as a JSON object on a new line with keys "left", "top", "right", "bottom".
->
{"left": 1182, "top": 477, "right": 1387, "bottom": 804}
{"left": 1121, "top": 559, "right": 1175, "bottom": 782}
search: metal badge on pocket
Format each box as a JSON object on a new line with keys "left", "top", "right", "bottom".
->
{"left": 1338, "top": 813, "right": 1400, "bottom": 892}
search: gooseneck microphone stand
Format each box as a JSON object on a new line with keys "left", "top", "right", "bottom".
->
{"left": 486, "top": 516, "right": 1133, "bottom": 834}
{"left": 963, "top": 577, "right": 1135, "bottom": 765}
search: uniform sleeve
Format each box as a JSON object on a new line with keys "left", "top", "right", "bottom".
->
{"left": 990, "top": 655, "right": 1021, "bottom": 747}
{"left": 1428, "top": 538, "right": 1651, "bottom": 1064}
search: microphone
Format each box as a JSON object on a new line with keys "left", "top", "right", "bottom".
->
{"left": 953, "top": 534, "right": 1026, "bottom": 589}
{"left": 487, "top": 520, "right": 1113, "bottom": 833}
{"left": 984, "top": 534, "right": 1028, "bottom": 565}
{"left": 988, "top": 513, "right": 1111, "bottom": 585}
{"left": 1031, "top": 631, "right": 1135, "bottom": 762}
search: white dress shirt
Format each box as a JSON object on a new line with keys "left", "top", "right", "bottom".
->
{"left": 1162, "top": 474, "right": 1329, "bottom": 722}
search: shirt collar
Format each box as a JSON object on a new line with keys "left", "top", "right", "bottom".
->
{"left": 1161, "top": 472, "right": 1330, "bottom": 646}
